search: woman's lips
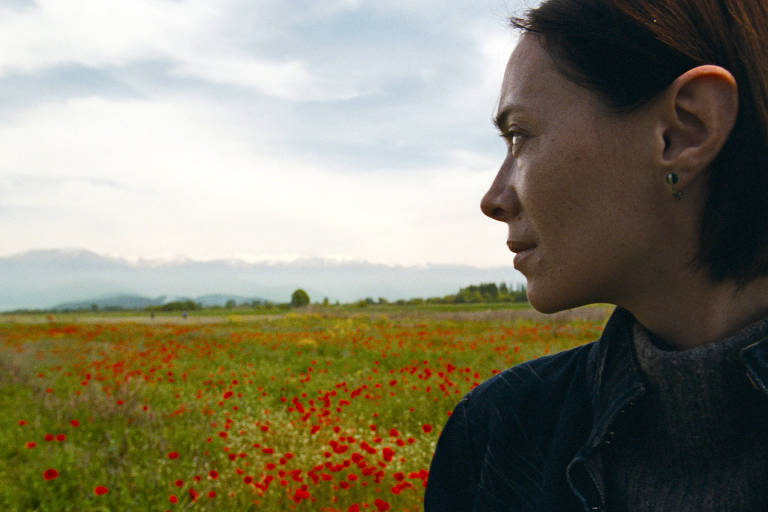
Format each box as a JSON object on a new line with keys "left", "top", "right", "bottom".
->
{"left": 506, "top": 240, "right": 536, "bottom": 253}
{"left": 507, "top": 240, "right": 537, "bottom": 269}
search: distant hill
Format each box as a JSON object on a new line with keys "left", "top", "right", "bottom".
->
{"left": 0, "top": 249, "right": 523, "bottom": 311}
{"left": 53, "top": 294, "right": 162, "bottom": 311}
{"left": 51, "top": 293, "right": 266, "bottom": 311}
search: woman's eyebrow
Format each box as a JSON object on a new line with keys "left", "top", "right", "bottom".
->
{"left": 492, "top": 104, "right": 526, "bottom": 132}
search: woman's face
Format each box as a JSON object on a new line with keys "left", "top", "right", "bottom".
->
{"left": 481, "top": 35, "right": 667, "bottom": 313}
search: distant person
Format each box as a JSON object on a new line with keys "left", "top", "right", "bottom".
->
{"left": 426, "top": 1, "right": 768, "bottom": 510}
{"left": 182, "top": 311, "right": 188, "bottom": 320}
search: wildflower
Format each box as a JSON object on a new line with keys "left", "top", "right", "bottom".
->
{"left": 168, "top": 451, "right": 179, "bottom": 459}
{"left": 43, "top": 468, "right": 59, "bottom": 480}
{"left": 169, "top": 495, "right": 178, "bottom": 503}
{"left": 70, "top": 419, "right": 80, "bottom": 427}
{"left": 25, "top": 442, "right": 36, "bottom": 449}
{"left": 293, "top": 488, "right": 310, "bottom": 502}
{"left": 94, "top": 485, "right": 108, "bottom": 495}
{"left": 374, "top": 498, "right": 391, "bottom": 511}
{"left": 55, "top": 434, "right": 66, "bottom": 442}
{"left": 422, "top": 424, "right": 433, "bottom": 433}
{"left": 174, "top": 479, "right": 184, "bottom": 487}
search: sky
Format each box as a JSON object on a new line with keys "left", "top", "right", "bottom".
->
{"left": 0, "top": 0, "right": 537, "bottom": 267}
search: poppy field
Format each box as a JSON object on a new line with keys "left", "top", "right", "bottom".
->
{"left": 0, "top": 308, "right": 607, "bottom": 511}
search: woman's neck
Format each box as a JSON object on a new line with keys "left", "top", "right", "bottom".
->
{"left": 622, "top": 273, "right": 768, "bottom": 350}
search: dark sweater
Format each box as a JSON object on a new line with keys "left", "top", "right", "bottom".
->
{"left": 603, "top": 320, "right": 768, "bottom": 511}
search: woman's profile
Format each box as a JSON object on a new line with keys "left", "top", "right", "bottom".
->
{"left": 425, "top": 1, "right": 768, "bottom": 510}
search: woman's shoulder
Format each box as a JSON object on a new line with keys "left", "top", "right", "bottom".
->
{"left": 462, "top": 341, "right": 597, "bottom": 417}
{"left": 426, "top": 342, "right": 600, "bottom": 511}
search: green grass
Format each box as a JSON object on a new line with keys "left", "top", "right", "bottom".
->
{"left": 0, "top": 307, "right": 608, "bottom": 510}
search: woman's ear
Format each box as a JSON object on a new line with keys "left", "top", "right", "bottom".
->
{"left": 659, "top": 65, "right": 738, "bottom": 182}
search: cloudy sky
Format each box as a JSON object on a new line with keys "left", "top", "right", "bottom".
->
{"left": 0, "top": 0, "right": 536, "bottom": 267}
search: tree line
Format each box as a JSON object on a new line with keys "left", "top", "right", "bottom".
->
{"left": 6, "top": 283, "right": 527, "bottom": 314}
{"left": 352, "top": 282, "right": 527, "bottom": 307}
{"left": 143, "top": 283, "right": 527, "bottom": 311}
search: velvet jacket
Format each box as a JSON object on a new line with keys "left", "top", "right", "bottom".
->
{"left": 424, "top": 308, "right": 768, "bottom": 511}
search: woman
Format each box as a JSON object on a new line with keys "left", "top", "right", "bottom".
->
{"left": 425, "top": 1, "right": 768, "bottom": 510}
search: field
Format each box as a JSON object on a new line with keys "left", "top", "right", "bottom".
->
{"left": 0, "top": 306, "right": 610, "bottom": 511}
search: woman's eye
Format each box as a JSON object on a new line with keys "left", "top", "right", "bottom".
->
{"left": 501, "top": 131, "right": 525, "bottom": 153}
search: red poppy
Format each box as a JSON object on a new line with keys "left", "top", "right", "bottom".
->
{"left": 55, "top": 434, "right": 66, "bottom": 442}
{"left": 94, "top": 485, "right": 108, "bottom": 495}
{"left": 174, "top": 479, "right": 183, "bottom": 487}
{"left": 168, "top": 494, "right": 178, "bottom": 503}
{"left": 208, "top": 470, "right": 218, "bottom": 479}
{"left": 25, "top": 442, "right": 36, "bottom": 449}
{"left": 292, "top": 488, "right": 310, "bottom": 503}
{"left": 374, "top": 498, "right": 391, "bottom": 511}
{"left": 167, "top": 451, "right": 179, "bottom": 459}
{"left": 69, "top": 419, "right": 80, "bottom": 427}
{"left": 422, "top": 424, "right": 433, "bottom": 433}
{"left": 43, "top": 468, "right": 59, "bottom": 480}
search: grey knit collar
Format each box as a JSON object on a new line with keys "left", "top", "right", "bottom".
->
{"left": 631, "top": 317, "right": 768, "bottom": 461}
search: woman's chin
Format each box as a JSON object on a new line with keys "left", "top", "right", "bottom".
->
{"left": 527, "top": 286, "right": 589, "bottom": 314}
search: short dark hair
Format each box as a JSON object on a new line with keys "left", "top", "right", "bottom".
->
{"left": 511, "top": 0, "right": 768, "bottom": 284}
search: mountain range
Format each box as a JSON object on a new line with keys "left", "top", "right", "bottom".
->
{"left": 0, "top": 249, "right": 523, "bottom": 311}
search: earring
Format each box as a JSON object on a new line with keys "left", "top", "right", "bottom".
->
{"left": 665, "top": 172, "right": 684, "bottom": 200}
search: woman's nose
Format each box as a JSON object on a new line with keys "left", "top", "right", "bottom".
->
{"left": 480, "top": 165, "right": 520, "bottom": 222}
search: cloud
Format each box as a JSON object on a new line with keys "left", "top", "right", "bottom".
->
{"left": 0, "top": 0, "right": 208, "bottom": 72}
{"left": 171, "top": 53, "right": 368, "bottom": 101}
{"left": 0, "top": 0, "right": 369, "bottom": 101}
{"left": 0, "top": 94, "right": 507, "bottom": 265}
{"left": 0, "top": 0, "right": 535, "bottom": 267}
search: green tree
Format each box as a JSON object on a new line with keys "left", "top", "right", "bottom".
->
{"left": 225, "top": 299, "right": 236, "bottom": 309}
{"left": 291, "top": 289, "right": 310, "bottom": 307}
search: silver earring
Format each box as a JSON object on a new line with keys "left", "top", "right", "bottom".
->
{"left": 665, "top": 172, "right": 683, "bottom": 200}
